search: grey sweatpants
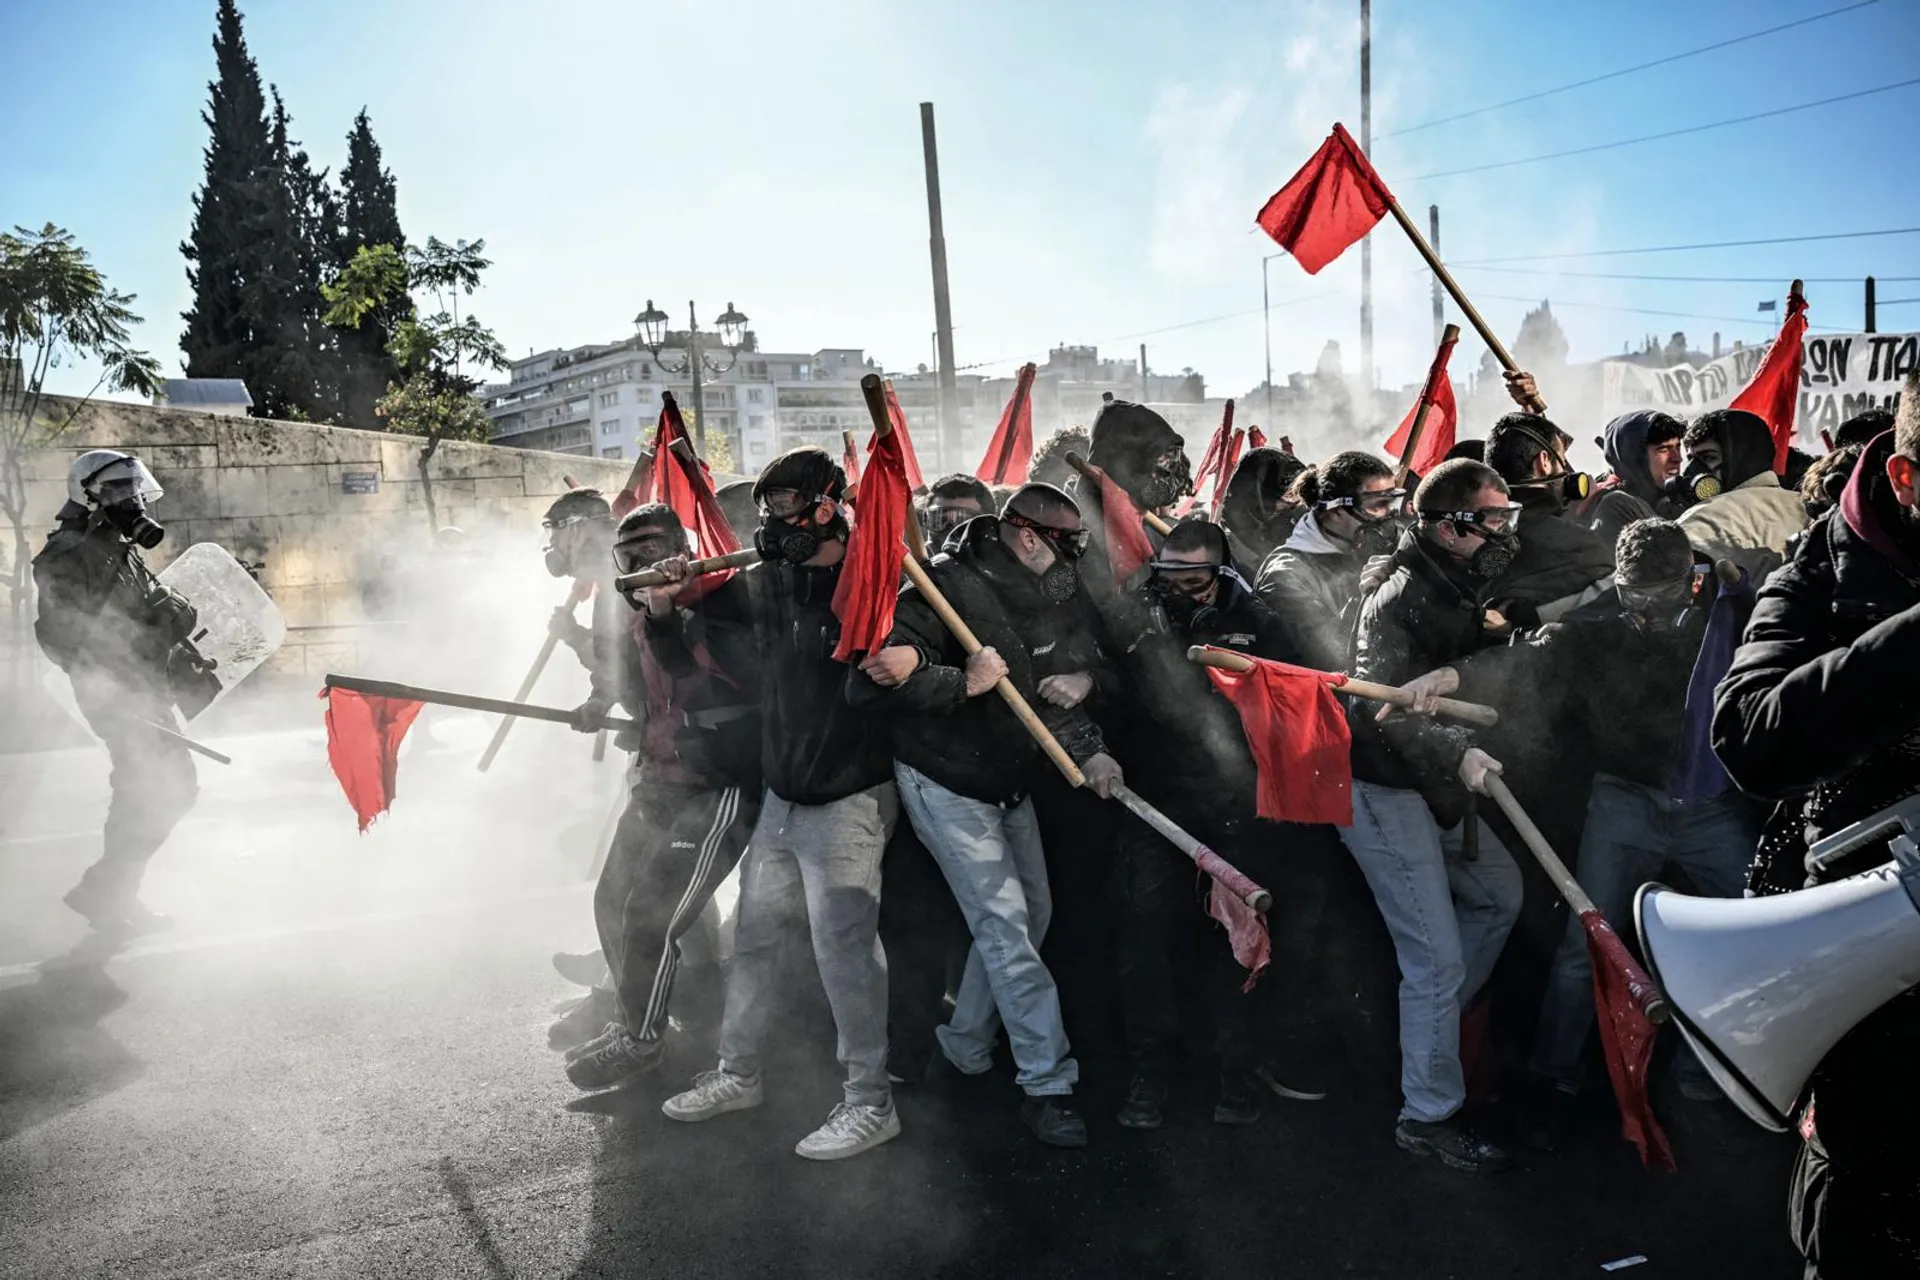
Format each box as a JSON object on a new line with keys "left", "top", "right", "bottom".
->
{"left": 717, "top": 782, "right": 898, "bottom": 1108}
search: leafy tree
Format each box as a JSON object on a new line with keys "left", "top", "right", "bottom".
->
{"left": 334, "top": 109, "right": 405, "bottom": 426}
{"left": 322, "top": 237, "right": 505, "bottom": 530}
{"left": 0, "top": 225, "right": 162, "bottom": 659}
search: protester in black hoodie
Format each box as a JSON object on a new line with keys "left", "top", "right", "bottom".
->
{"left": 850, "top": 483, "right": 1120, "bottom": 1148}
{"left": 1106, "top": 520, "right": 1336, "bottom": 1129}
{"left": 1714, "top": 386, "right": 1920, "bottom": 1280}
{"left": 1674, "top": 407, "right": 1808, "bottom": 580}
{"left": 1257, "top": 451, "right": 1402, "bottom": 672}
{"left": 1485, "top": 412, "right": 1616, "bottom": 628}
{"left": 564, "top": 504, "right": 764, "bottom": 1093}
{"left": 1073, "top": 398, "right": 1191, "bottom": 618}
{"left": 1582, "top": 410, "right": 1684, "bottom": 544}
{"left": 1219, "top": 446, "right": 1308, "bottom": 577}
{"left": 662, "top": 447, "right": 901, "bottom": 1163}
{"left": 1341, "top": 458, "right": 1524, "bottom": 1174}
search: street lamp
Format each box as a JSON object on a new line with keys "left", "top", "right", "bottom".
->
{"left": 633, "top": 298, "right": 750, "bottom": 453}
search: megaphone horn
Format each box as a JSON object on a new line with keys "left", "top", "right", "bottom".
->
{"left": 1635, "top": 795, "right": 1920, "bottom": 1132}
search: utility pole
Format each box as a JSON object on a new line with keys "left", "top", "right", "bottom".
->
{"left": 920, "top": 102, "right": 958, "bottom": 466}
{"left": 1429, "top": 204, "right": 1444, "bottom": 346}
{"left": 1139, "top": 344, "right": 1149, "bottom": 403}
{"left": 1359, "top": 0, "right": 1373, "bottom": 392}
{"left": 1866, "top": 276, "right": 1877, "bottom": 333}
{"left": 1262, "top": 253, "right": 1279, "bottom": 426}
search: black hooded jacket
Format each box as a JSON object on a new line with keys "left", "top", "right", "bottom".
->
{"left": 741, "top": 557, "right": 891, "bottom": 806}
{"left": 1488, "top": 488, "right": 1616, "bottom": 628}
{"left": 1108, "top": 570, "right": 1299, "bottom": 836}
{"left": 1219, "top": 447, "right": 1306, "bottom": 576}
{"left": 1584, "top": 410, "right": 1677, "bottom": 544}
{"left": 1349, "top": 529, "right": 1505, "bottom": 822}
{"left": 621, "top": 575, "right": 763, "bottom": 791}
{"left": 1087, "top": 400, "right": 1185, "bottom": 509}
{"left": 847, "top": 515, "right": 1111, "bottom": 805}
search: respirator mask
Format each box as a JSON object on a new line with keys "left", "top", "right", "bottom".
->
{"left": 1135, "top": 448, "right": 1193, "bottom": 511}
{"left": 1319, "top": 488, "right": 1407, "bottom": 556}
{"left": 1147, "top": 559, "right": 1224, "bottom": 632}
{"left": 754, "top": 489, "right": 838, "bottom": 565}
{"left": 104, "top": 498, "right": 166, "bottom": 550}
{"left": 86, "top": 459, "right": 168, "bottom": 550}
{"left": 1003, "top": 512, "right": 1089, "bottom": 603}
{"left": 1426, "top": 504, "right": 1524, "bottom": 581}
{"left": 1664, "top": 456, "right": 1723, "bottom": 511}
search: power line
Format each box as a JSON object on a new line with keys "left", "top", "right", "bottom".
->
{"left": 1474, "top": 291, "right": 1854, "bottom": 332}
{"left": 1449, "top": 266, "right": 1920, "bottom": 285}
{"left": 1879, "top": 297, "right": 1920, "bottom": 306}
{"left": 1380, "top": 0, "right": 1879, "bottom": 140}
{"left": 1449, "top": 227, "right": 1920, "bottom": 266}
{"left": 1411, "top": 76, "right": 1920, "bottom": 181}
{"left": 953, "top": 290, "right": 1341, "bottom": 373}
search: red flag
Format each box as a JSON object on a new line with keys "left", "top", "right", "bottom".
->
{"left": 831, "top": 422, "right": 911, "bottom": 661}
{"left": 1383, "top": 333, "right": 1460, "bottom": 476}
{"left": 1582, "top": 909, "right": 1677, "bottom": 1170}
{"left": 1207, "top": 873, "right": 1271, "bottom": 990}
{"left": 1215, "top": 428, "right": 1247, "bottom": 506}
{"left": 976, "top": 363, "right": 1037, "bottom": 485}
{"left": 1179, "top": 401, "right": 1235, "bottom": 516}
{"left": 1731, "top": 286, "right": 1809, "bottom": 473}
{"left": 1200, "top": 650, "right": 1354, "bottom": 825}
{"left": 1256, "top": 123, "right": 1393, "bottom": 275}
{"left": 1248, "top": 427, "right": 1268, "bottom": 451}
{"left": 1082, "top": 460, "right": 1156, "bottom": 583}
{"left": 882, "top": 381, "right": 927, "bottom": 491}
{"left": 646, "top": 393, "right": 742, "bottom": 604}
{"left": 321, "top": 687, "right": 424, "bottom": 832}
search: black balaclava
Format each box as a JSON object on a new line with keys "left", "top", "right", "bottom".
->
{"left": 1087, "top": 400, "right": 1190, "bottom": 510}
{"left": 1220, "top": 447, "right": 1307, "bottom": 556}
{"left": 1601, "top": 410, "right": 1684, "bottom": 505}
{"left": 751, "top": 447, "right": 848, "bottom": 564}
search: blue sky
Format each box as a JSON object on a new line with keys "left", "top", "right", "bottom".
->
{"left": 5, "top": 0, "right": 1917, "bottom": 410}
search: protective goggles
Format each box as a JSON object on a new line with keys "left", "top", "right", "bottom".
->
{"left": 613, "top": 528, "right": 686, "bottom": 574}
{"left": 1002, "top": 512, "right": 1090, "bottom": 558}
{"left": 542, "top": 513, "right": 596, "bottom": 531}
{"left": 758, "top": 488, "right": 831, "bottom": 519}
{"left": 1317, "top": 488, "right": 1407, "bottom": 515}
{"left": 1421, "top": 504, "right": 1524, "bottom": 535}
{"left": 1616, "top": 574, "right": 1697, "bottom": 616}
{"left": 1146, "top": 559, "right": 1223, "bottom": 579}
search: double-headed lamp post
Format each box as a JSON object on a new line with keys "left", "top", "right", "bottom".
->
{"left": 633, "top": 299, "right": 750, "bottom": 454}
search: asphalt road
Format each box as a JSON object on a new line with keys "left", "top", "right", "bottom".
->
{"left": 0, "top": 707, "right": 1803, "bottom": 1279}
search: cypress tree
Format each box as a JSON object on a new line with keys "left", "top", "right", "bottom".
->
{"left": 334, "top": 110, "right": 407, "bottom": 426}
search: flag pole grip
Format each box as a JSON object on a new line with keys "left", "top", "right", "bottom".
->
{"left": 615, "top": 547, "right": 763, "bottom": 592}
{"left": 1109, "top": 782, "right": 1272, "bottom": 915}
{"left": 1381, "top": 199, "right": 1546, "bottom": 413}
{"left": 1183, "top": 646, "right": 1499, "bottom": 728}
{"left": 328, "top": 674, "right": 637, "bottom": 732}
{"left": 1485, "top": 774, "right": 1666, "bottom": 1024}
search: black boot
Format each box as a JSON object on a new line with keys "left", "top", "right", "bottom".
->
{"left": 1213, "top": 1072, "right": 1263, "bottom": 1127}
{"left": 1116, "top": 1074, "right": 1166, "bottom": 1130}
{"left": 1020, "top": 1097, "right": 1089, "bottom": 1148}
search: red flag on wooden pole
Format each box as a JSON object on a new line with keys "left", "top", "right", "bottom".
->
{"left": 1180, "top": 401, "right": 1235, "bottom": 515}
{"left": 881, "top": 380, "right": 927, "bottom": 491}
{"left": 1248, "top": 426, "right": 1268, "bottom": 451}
{"left": 1584, "top": 909, "right": 1677, "bottom": 1170}
{"left": 1215, "top": 427, "right": 1247, "bottom": 506}
{"left": 1730, "top": 281, "right": 1809, "bottom": 473}
{"left": 322, "top": 687, "right": 424, "bottom": 831}
{"left": 1198, "top": 650, "right": 1353, "bottom": 826}
{"left": 976, "top": 362, "right": 1037, "bottom": 485}
{"left": 1255, "top": 124, "right": 1392, "bottom": 274}
{"left": 832, "top": 418, "right": 913, "bottom": 661}
{"left": 1081, "top": 460, "right": 1156, "bottom": 583}
{"left": 1383, "top": 328, "right": 1461, "bottom": 477}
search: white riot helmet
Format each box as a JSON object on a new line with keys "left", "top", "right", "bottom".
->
{"left": 68, "top": 450, "right": 167, "bottom": 548}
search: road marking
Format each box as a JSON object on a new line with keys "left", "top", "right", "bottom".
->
{"left": 0, "top": 882, "right": 589, "bottom": 981}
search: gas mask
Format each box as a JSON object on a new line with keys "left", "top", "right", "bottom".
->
{"left": 1004, "top": 512, "right": 1088, "bottom": 602}
{"left": 1425, "top": 504, "right": 1523, "bottom": 580}
{"left": 1618, "top": 570, "right": 1706, "bottom": 635}
{"left": 1354, "top": 516, "right": 1400, "bottom": 557}
{"left": 1518, "top": 469, "right": 1592, "bottom": 508}
{"left": 104, "top": 498, "right": 166, "bottom": 550}
{"left": 754, "top": 491, "right": 840, "bottom": 566}
{"left": 1665, "top": 456, "right": 1723, "bottom": 511}
{"left": 1465, "top": 531, "right": 1519, "bottom": 580}
{"left": 1135, "top": 450, "right": 1193, "bottom": 511}
{"left": 1147, "top": 560, "right": 1225, "bottom": 633}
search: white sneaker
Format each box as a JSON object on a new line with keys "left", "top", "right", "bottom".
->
{"left": 661, "top": 1069, "right": 764, "bottom": 1122}
{"left": 794, "top": 1101, "right": 901, "bottom": 1161}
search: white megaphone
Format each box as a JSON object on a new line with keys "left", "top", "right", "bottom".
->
{"left": 1635, "top": 794, "right": 1920, "bottom": 1132}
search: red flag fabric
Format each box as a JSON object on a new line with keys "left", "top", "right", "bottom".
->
{"left": 831, "top": 422, "right": 911, "bottom": 661}
{"left": 1200, "top": 650, "right": 1354, "bottom": 825}
{"left": 1214, "top": 428, "right": 1247, "bottom": 506}
{"left": 1207, "top": 874, "right": 1271, "bottom": 991}
{"left": 321, "top": 687, "right": 424, "bottom": 832}
{"left": 648, "top": 393, "right": 742, "bottom": 557}
{"left": 1383, "top": 336, "right": 1460, "bottom": 477}
{"left": 1248, "top": 427, "right": 1268, "bottom": 451}
{"left": 1582, "top": 909, "right": 1677, "bottom": 1170}
{"left": 882, "top": 381, "right": 927, "bottom": 491}
{"left": 1731, "top": 288, "right": 1809, "bottom": 473}
{"left": 1256, "top": 123, "right": 1393, "bottom": 275}
{"left": 1083, "top": 460, "right": 1156, "bottom": 583}
{"left": 976, "top": 362, "right": 1037, "bottom": 486}
{"left": 1180, "top": 407, "right": 1234, "bottom": 516}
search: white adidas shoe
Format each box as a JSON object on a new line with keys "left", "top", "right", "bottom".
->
{"left": 661, "top": 1069, "right": 764, "bottom": 1122}
{"left": 794, "top": 1101, "right": 901, "bottom": 1161}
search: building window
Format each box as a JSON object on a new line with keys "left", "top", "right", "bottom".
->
{"left": 747, "top": 388, "right": 764, "bottom": 403}
{"left": 600, "top": 419, "right": 621, "bottom": 435}
{"left": 751, "top": 441, "right": 769, "bottom": 456}
{"left": 598, "top": 391, "right": 618, "bottom": 407}
{"left": 604, "top": 446, "right": 624, "bottom": 460}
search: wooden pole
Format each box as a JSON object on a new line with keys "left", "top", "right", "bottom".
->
{"left": 615, "top": 547, "right": 762, "bottom": 592}
{"left": 138, "top": 717, "right": 232, "bottom": 766}
{"left": 1379, "top": 196, "right": 1546, "bottom": 413}
{"left": 478, "top": 576, "right": 594, "bottom": 772}
{"left": 1185, "top": 646, "right": 1498, "bottom": 728}
{"left": 1394, "top": 322, "right": 1462, "bottom": 485}
{"left": 329, "top": 674, "right": 637, "bottom": 732}
{"left": 856, "top": 375, "right": 1271, "bottom": 914}
{"left": 1485, "top": 775, "right": 1667, "bottom": 1023}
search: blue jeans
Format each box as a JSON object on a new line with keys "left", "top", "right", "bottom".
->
{"left": 1339, "top": 780, "right": 1524, "bottom": 1123}
{"left": 895, "top": 762, "right": 1078, "bottom": 1097}
{"left": 1529, "top": 774, "right": 1757, "bottom": 1090}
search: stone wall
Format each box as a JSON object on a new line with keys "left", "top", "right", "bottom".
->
{"left": 3, "top": 398, "right": 633, "bottom": 680}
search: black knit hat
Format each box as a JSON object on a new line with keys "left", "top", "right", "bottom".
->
{"left": 752, "top": 446, "right": 846, "bottom": 504}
